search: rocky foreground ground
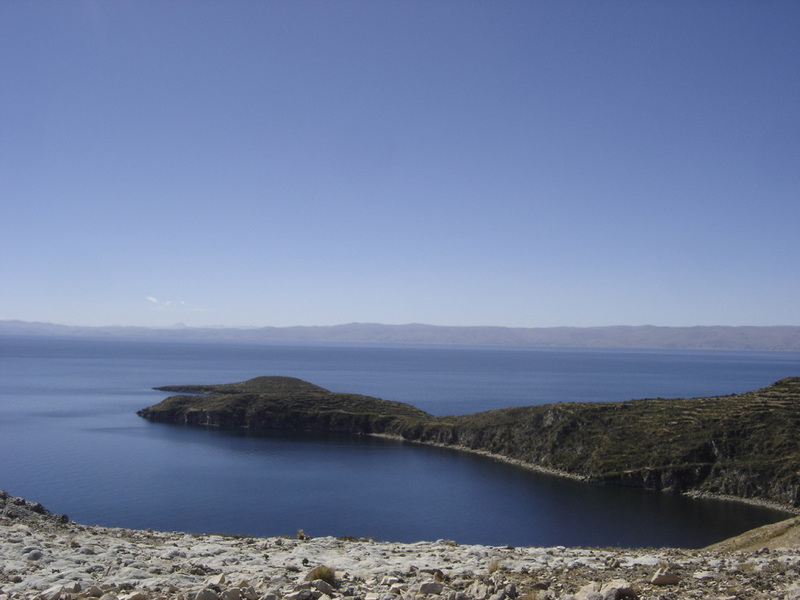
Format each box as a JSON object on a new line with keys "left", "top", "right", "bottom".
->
{"left": 3, "top": 491, "right": 800, "bottom": 600}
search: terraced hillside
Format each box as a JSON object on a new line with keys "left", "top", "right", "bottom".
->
{"left": 139, "top": 376, "right": 800, "bottom": 509}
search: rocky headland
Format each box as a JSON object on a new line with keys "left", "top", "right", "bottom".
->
{"left": 4, "top": 489, "right": 800, "bottom": 600}
{"left": 138, "top": 377, "right": 800, "bottom": 512}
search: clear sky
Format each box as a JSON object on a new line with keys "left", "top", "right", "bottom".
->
{"left": 2, "top": 1, "right": 799, "bottom": 329}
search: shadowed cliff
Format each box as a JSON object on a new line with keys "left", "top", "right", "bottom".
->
{"left": 139, "top": 376, "right": 800, "bottom": 510}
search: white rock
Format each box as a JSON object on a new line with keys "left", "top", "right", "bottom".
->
{"left": 206, "top": 574, "right": 227, "bottom": 587}
{"left": 650, "top": 568, "right": 680, "bottom": 586}
{"left": 692, "top": 570, "right": 717, "bottom": 580}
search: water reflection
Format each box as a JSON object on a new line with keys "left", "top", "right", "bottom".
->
{"left": 134, "top": 424, "right": 790, "bottom": 547}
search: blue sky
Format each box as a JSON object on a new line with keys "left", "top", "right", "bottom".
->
{"left": 2, "top": 1, "right": 799, "bottom": 328}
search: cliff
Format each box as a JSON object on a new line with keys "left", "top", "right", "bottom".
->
{"left": 138, "top": 376, "right": 800, "bottom": 510}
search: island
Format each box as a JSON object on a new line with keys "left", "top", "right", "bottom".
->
{"left": 138, "top": 376, "right": 800, "bottom": 511}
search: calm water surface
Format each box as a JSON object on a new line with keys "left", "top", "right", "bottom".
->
{"left": 1, "top": 335, "right": 798, "bottom": 547}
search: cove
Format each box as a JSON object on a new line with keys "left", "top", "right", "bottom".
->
{"left": 1, "top": 335, "right": 797, "bottom": 548}
{"left": 129, "top": 423, "right": 790, "bottom": 548}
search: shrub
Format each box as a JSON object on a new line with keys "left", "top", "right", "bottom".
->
{"left": 306, "top": 565, "right": 337, "bottom": 587}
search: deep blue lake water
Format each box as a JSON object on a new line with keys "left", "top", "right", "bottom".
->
{"left": 1, "top": 335, "right": 798, "bottom": 547}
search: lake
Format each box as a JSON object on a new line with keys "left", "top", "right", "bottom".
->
{"left": 1, "top": 334, "right": 798, "bottom": 547}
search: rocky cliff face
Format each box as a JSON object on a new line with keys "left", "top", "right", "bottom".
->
{"left": 138, "top": 376, "right": 800, "bottom": 510}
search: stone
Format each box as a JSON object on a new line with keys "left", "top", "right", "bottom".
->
{"left": 206, "top": 574, "right": 227, "bottom": 587}
{"left": 692, "top": 570, "right": 717, "bottom": 580}
{"left": 573, "top": 582, "right": 602, "bottom": 600}
{"left": 650, "top": 568, "right": 680, "bottom": 586}
{"left": 599, "top": 579, "right": 636, "bottom": 599}
{"left": 221, "top": 589, "right": 241, "bottom": 600}
{"left": 467, "top": 583, "right": 489, "bottom": 600}
{"left": 786, "top": 582, "right": 800, "bottom": 600}
{"left": 38, "top": 585, "right": 63, "bottom": 600}
{"left": 312, "top": 579, "right": 336, "bottom": 596}
{"left": 241, "top": 587, "right": 259, "bottom": 600}
{"left": 419, "top": 582, "right": 445, "bottom": 595}
{"left": 196, "top": 589, "right": 221, "bottom": 600}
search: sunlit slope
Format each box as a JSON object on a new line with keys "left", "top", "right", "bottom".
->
{"left": 139, "top": 376, "right": 800, "bottom": 509}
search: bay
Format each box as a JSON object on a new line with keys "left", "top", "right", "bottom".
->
{"left": 1, "top": 334, "right": 798, "bottom": 547}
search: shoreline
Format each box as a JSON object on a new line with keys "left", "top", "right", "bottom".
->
{"left": 4, "top": 490, "right": 800, "bottom": 600}
{"left": 368, "top": 433, "right": 585, "bottom": 481}
{"left": 369, "top": 433, "right": 800, "bottom": 518}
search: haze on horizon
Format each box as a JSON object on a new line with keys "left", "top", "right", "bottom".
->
{"left": 2, "top": 2, "right": 799, "bottom": 330}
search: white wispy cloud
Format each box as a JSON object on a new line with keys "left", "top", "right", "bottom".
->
{"left": 146, "top": 296, "right": 179, "bottom": 310}
{"left": 146, "top": 296, "right": 206, "bottom": 313}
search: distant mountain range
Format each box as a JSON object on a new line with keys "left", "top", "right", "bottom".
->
{"left": 2, "top": 319, "right": 800, "bottom": 351}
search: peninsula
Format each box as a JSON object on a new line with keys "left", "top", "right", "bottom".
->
{"left": 138, "top": 376, "right": 800, "bottom": 511}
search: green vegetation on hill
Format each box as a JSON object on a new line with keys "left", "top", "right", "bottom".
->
{"left": 139, "top": 376, "right": 800, "bottom": 509}
{"left": 144, "top": 376, "right": 431, "bottom": 433}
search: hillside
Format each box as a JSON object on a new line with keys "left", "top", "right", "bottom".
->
{"left": 144, "top": 376, "right": 432, "bottom": 432}
{"left": 139, "top": 376, "right": 800, "bottom": 510}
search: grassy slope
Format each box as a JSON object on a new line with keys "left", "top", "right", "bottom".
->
{"left": 139, "top": 376, "right": 800, "bottom": 508}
